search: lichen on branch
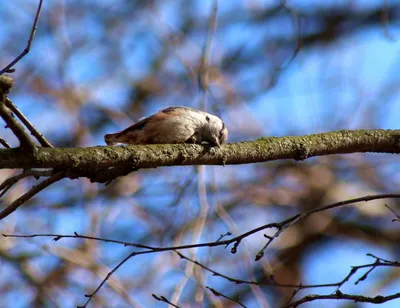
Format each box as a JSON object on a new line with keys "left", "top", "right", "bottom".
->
{"left": 0, "top": 129, "right": 398, "bottom": 180}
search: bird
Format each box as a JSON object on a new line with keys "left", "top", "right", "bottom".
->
{"left": 104, "top": 106, "right": 228, "bottom": 147}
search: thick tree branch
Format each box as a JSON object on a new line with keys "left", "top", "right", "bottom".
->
{"left": 0, "top": 130, "right": 398, "bottom": 180}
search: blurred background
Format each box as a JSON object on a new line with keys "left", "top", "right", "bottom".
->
{"left": 1, "top": 0, "right": 400, "bottom": 307}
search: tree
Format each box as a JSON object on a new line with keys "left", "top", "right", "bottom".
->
{"left": 1, "top": 1, "right": 400, "bottom": 307}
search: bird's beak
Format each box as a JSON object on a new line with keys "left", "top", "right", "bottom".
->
{"left": 212, "top": 137, "right": 221, "bottom": 147}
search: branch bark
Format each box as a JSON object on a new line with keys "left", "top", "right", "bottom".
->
{"left": 0, "top": 129, "right": 398, "bottom": 182}
{"left": 0, "top": 76, "right": 36, "bottom": 151}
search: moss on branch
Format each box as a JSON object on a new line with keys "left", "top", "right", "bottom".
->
{"left": 0, "top": 129, "right": 398, "bottom": 182}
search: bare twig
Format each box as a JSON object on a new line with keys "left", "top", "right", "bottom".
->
{"left": 0, "top": 77, "right": 36, "bottom": 151}
{"left": 152, "top": 294, "right": 181, "bottom": 308}
{"left": 7, "top": 229, "right": 400, "bottom": 306}
{"left": 282, "top": 254, "right": 400, "bottom": 307}
{"left": 0, "top": 97, "right": 36, "bottom": 151}
{"left": 0, "top": 169, "right": 54, "bottom": 198}
{"left": 3, "top": 231, "right": 153, "bottom": 248}
{"left": 171, "top": 164, "right": 210, "bottom": 303}
{"left": 0, "top": 137, "right": 10, "bottom": 148}
{"left": 206, "top": 286, "right": 247, "bottom": 308}
{"left": 269, "top": 2, "right": 302, "bottom": 87}
{"left": 367, "top": 253, "right": 398, "bottom": 264}
{"left": 254, "top": 193, "right": 400, "bottom": 261}
{"left": 198, "top": 0, "right": 218, "bottom": 94}
{"left": 284, "top": 291, "right": 400, "bottom": 308}
{"left": 168, "top": 169, "right": 196, "bottom": 207}
{"left": 175, "top": 251, "right": 308, "bottom": 288}
{"left": 78, "top": 251, "right": 139, "bottom": 308}
{"left": 385, "top": 204, "right": 400, "bottom": 222}
{"left": 0, "top": 171, "right": 65, "bottom": 220}
{"left": 79, "top": 247, "right": 173, "bottom": 307}
{"left": 5, "top": 98, "right": 53, "bottom": 147}
{"left": 0, "top": 0, "right": 44, "bottom": 75}
{"left": 5, "top": 194, "right": 400, "bottom": 256}
{"left": 178, "top": 250, "right": 400, "bottom": 294}
{"left": 381, "top": 0, "right": 395, "bottom": 40}
{"left": 216, "top": 231, "right": 232, "bottom": 242}
{"left": 5, "top": 195, "right": 400, "bottom": 305}
{"left": 285, "top": 287, "right": 302, "bottom": 306}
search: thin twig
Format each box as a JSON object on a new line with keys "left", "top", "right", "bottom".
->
{"left": 206, "top": 286, "right": 248, "bottom": 308}
{"left": 5, "top": 195, "right": 400, "bottom": 305}
{"left": 7, "top": 230, "right": 400, "bottom": 306}
{"left": 198, "top": 0, "right": 218, "bottom": 95}
{"left": 79, "top": 248, "right": 165, "bottom": 307}
{"left": 269, "top": 2, "right": 302, "bottom": 86}
{"left": 171, "top": 165, "right": 210, "bottom": 303}
{"left": 5, "top": 194, "right": 400, "bottom": 257}
{"left": 367, "top": 253, "right": 397, "bottom": 264}
{"left": 0, "top": 97, "right": 36, "bottom": 151}
{"left": 285, "top": 287, "right": 302, "bottom": 307}
{"left": 381, "top": 0, "right": 395, "bottom": 40}
{"left": 254, "top": 193, "right": 400, "bottom": 261}
{"left": 216, "top": 231, "right": 232, "bottom": 242}
{"left": 168, "top": 169, "right": 196, "bottom": 207}
{"left": 0, "top": 171, "right": 65, "bottom": 220}
{"left": 3, "top": 232, "right": 159, "bottom": 250}
{"left": 152, "top": 294, "right": 181, "bottom": 308}
{"left": 284, "top": 291, "right": 400, "bottom": 308}
{"left": 175, "top": 251, "right": 311, "bottom": 288}
{"left": 5, "top": 98, "right": 53, "bottom": 147}
{"left": 385, "top": 204, "right": 400, "bottom": 222}
{"left": 177, "top": 250, "right": 400, "bottom": 294}
{"left": 0, "top": 169, "right": 54, "bottom": 198}
{"left": 0, "top": 137, "right": 10, "bottom": 148}
{"left": 78, "top": 251, "right": 138, "bottom": 308}
{"left": 282, "top": 254, "right": 400, "bottom": 307}
{"left": 0, "top": 0, "right": 44, "bottom": 75}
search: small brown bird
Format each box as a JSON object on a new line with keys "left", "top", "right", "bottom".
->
{"left": 104, "top": 106, "right": 228, "bottom": 147}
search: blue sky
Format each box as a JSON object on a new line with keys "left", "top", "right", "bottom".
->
{"left": 1, "top": 0, "right": 400, "bottom": 307}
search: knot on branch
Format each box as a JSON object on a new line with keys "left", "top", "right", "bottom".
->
{"left": 0, "top": 76, "right": 14, "bottom": 95}
{"left": 294, "top": 140, "right": 310, "bottom": 161}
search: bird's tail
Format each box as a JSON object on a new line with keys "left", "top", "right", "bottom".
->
{"left": 104, "top": 133, "right": 119, "bottom": 145}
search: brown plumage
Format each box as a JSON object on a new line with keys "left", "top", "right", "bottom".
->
{"left": 104, "top": 106, "right": 228, "bottom": 147}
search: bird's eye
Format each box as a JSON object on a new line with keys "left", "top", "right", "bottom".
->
{"left": 206, "top": 116, "right": 210, "bottom": 122}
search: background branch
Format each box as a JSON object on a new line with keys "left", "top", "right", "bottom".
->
{"left": 0, "top": 169, "right": 54, "bottom": 198}
{"left": 0, "top": 0, "right": 44, "bottom": 75}
{"left": 4, "top": 194, "right": 400, "bottom": 303}
{"left": 284, "top": 291, "right": 400, "bottom": 307}
{"left": 0, "top": 171, "right": 65, "bottom": 220}
{"left": 1, "top": 1, "right": 400, "bottom": 307}
{"left": 206, "top": 286, "right": 248, "bottom": 308}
